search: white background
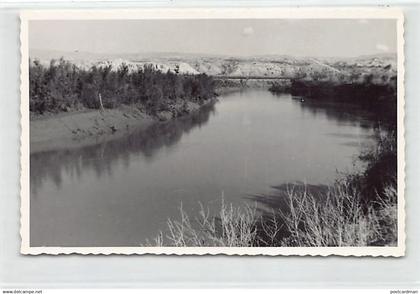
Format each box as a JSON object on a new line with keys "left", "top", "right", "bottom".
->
{"left": 0, "top": 0, "right": 419, "bottom": 289}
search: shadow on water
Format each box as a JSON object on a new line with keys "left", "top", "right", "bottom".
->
{"left": 241, "top": 182, "right": 331, "bottom": 245}
{"left": 29, "top": 89, "right": 390, "bottom": 246}
{"left": 247, "top": 182, "right": 330, "bottom": 213}
{"left": 31, "top": 92, "right": 380, "bottom": 199}
{"left": 30, "top": 102, "right": 216, "bottom": 196}
{"left": 270, "top": 92, "right": 382, "bottom": 132}
{"left": 294, "top": 98, "right": 379, "bottom": 130}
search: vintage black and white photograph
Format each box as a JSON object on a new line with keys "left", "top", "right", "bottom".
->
{"left": 20, "top": 8, "right": 405, "bottom": 255}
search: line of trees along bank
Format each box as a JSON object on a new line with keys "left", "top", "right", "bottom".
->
{"left": 269, "top": 78, "right": 397, "bottom": 126}
{"left": 29, "top": 58, "right": 217, "bottom": 115}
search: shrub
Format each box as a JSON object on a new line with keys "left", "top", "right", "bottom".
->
{"left": 29, "top": 58, "right": 216, "bottom": 115}
{"left": 148, "top": 131, "right": 398, "bottom": 247}
{"left": 148, "top": 177, "right": 397, "bottom": 247}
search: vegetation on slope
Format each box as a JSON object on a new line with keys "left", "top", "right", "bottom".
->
{"left": 150, "top": 179, "right": 396, "bottom": 247}
{"left": 149, "top": 131, "right": 397, "bottom": 247}
{"left": 29, "top": 58, "right": 217, "bottom": 116}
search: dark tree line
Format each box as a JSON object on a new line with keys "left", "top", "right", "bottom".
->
{"left": 29, "top": 58, "right": 216, "bottom": 115}
{"left": 269, "top": 76, "right": 397, "bottom": 128}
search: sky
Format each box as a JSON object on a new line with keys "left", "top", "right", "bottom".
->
{"left": 29, "top": 19, "right": 397, "bottom": 58}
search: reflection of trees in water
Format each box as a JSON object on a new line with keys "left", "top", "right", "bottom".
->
{"left": 246, "top": 97, "right": 396, "bottom": 243}
{"left": 248, "top": 94, "right": 394, "bottom": 227}
{"left": 294, "top": 99, "right": 379, "bottom": 130}
{"left": 30, "top": 103, "right": 216, "bottom": 196}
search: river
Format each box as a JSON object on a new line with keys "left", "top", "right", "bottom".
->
{"left": 30, "top": 89, "right": 377, "bottom": 246}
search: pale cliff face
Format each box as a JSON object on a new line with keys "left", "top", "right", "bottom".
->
{"left": 29, "top": 49, "right": 396, "bottom": 84}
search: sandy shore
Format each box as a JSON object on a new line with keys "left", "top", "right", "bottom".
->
{"left": 30, "top": 100, "right": 207, "bottom": 154}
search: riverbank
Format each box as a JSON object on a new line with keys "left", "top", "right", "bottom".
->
{"left": 150, "top": 176, "right": 397, "bottom": 247}
{"left": 30, "top": 98, "right": 215, "bottom": 154}
{"left": 149, "top": 130, "right": 398, "bottom": 247}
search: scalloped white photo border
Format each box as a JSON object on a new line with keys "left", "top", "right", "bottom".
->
{"left": 19, "top": 7, "right": 405, "bottom": 256}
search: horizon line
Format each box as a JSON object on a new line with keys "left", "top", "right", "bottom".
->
{"left": 29, "top": 48, "right": 398, "bottom": 60}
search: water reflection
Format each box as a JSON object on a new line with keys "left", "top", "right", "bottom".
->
{"left": 30, "top": 102, "right": 216, "bottom": 196}
{"left": 30, "top": 89, "right": 378, "bottom": 246}
{"left": 294, "top": 98, "right": 379, "bottom": 130}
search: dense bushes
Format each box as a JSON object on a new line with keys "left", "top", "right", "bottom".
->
{"left": 29, "top": 58, "right": 216, "bottom": 115}
{"left": 269, "top": 78, "right": 397, "bottom": 126}
{"left": 268, "top": 81, "right": 291, "bottom": 93}
{"left": 289, "top": 80, "right": 396, "bottom": 103}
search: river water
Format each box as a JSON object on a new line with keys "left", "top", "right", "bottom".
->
{"left": 30, "top": 89, "right": 377, "bottom": 246}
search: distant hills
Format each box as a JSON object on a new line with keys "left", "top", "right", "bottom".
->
{"left": 29, "top": 49, "right": 397, "bottom": 83}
